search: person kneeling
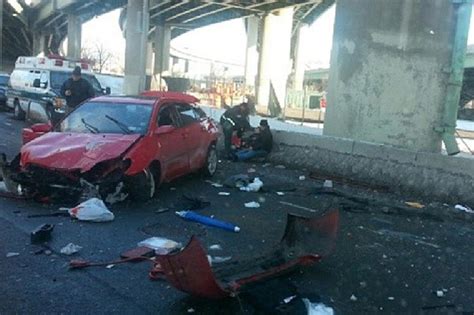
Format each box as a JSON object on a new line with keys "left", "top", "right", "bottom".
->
{"left": 235, "top": 120, "right": 273, "bottom": 161}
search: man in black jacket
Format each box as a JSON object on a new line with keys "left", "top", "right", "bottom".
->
{"left": 235, "top": 119, "right": 273, "bottom": 161}
{"left": 61, "top": 66, "right": 95, "bottom": 110}
{"left": 220, "top": 102, "right": 251, "bottom": 158}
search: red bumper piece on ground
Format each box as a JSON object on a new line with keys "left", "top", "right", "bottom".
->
{"left": 156, "top": 209, "right": 339, "bottom": 299}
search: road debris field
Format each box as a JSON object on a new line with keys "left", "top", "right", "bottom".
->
{"left": 1, "top": 112, "right": 474, "bottom": 314}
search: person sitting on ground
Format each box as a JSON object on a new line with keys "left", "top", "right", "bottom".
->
{"left": 234, "top": 119, "right": 273, "bottom": 161}
{"left": 220, "top": 102, "right": 251, "bottom": 159}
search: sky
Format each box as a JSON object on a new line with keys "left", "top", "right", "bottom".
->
{"left": 82, "top": 4, "right": 474, "bottom": 74}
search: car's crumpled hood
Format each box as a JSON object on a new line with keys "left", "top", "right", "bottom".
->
{"left": 20, "top": 132, "right": 141, "bottom": 172}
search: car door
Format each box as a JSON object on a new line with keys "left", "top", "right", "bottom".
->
{"left": 175, "top": 103, "right": 208, "bottom": 171}
{"left": 155, "top": 103, "right": 190, "bottom": 181}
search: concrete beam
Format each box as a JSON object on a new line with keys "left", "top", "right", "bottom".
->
{"left": 32, "top": 33, "right": 46, "bottom": 56}
{"left": 244, "top": 16, "right": 259, "bottom": 89}
{"left": 66, "top": 14, "right": 81, "bottom": 59}
{"left": 292, "top": 23, "right": 309, "bottom": 91}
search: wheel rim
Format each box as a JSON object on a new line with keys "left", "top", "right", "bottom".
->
{"left": 207, "top": 148, "right": 217, "bottom": 175}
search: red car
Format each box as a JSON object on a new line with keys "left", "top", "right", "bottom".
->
{"left": 5, "top": 92, "right": 219, "bottom": 201}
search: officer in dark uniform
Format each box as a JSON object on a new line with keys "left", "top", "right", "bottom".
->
{"left": 220, "top": 102, "right": 251, "bottom": 158}
{"left": 61, "top": 66, "right": 95, "bottom": 111}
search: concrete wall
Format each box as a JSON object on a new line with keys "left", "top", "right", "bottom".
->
{"left": 269, "top": 130, "right": 474, "bottom": 206}
{"left": 324, "top": 0, "right": 456, "bottom": 153}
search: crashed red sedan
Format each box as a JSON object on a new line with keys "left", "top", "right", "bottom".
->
{"left": 2, "top": 92, "right": 219, "bottom": 201}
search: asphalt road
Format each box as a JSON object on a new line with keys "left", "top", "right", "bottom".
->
{"left": 1, "top": 110, "right": 474, "bottom": 314}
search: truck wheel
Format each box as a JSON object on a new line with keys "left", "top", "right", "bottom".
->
{"left": 201, "top": 145, "right": 217, "bottom": 177}
{"left": 127, "top": 168, "right": 156, "bottom": 202}
{"left": 13, "top": 101, "right": 25, "bottom": 120}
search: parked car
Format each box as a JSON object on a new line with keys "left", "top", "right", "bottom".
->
{"left": 6, "top": 55, "right": 109, "bottom": 123}
{"left": 0, "top": 73, "right": 9, "bottom": 109}
{"left": 2, "top": 92, "right": 219, "bottom": 202}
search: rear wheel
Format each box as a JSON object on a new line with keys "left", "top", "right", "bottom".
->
{"left": 127, "top": 168, "right": 156, "bottom": 202}
{"left": 201, "top": 145, "right": 217, "bottom": 177}
{"left": 13, "top": 100, "right": 25, "bottom": 120}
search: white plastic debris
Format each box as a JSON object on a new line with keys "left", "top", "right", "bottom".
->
{"left": 299, "top": 175, "right": 306, "bottom": 181}
{"left": 138, "top": 237, "right": 181, "bottom": 255}
{"left": 60, "top": 243, "right": 82, "bottom": 255}
{"left": 388, "top": 296, "right": 395, "bottom": 301}
{"left": 6, "top": 252, "right": 20, "bottom": 258}
{"left": 302, "top": 299, "right": 334, "bottom": 315}
{"left": 240, "top": 177, "right": 263, "bottom": 192}
{"left": 210, "top": 256, "right": 232, "bottom": 264}
{"left": 455, "top": 204, "right": 474, "bottom": 213}
{"left": 106, "top": 264, "right": 115, "bottom": 269}
{"left": 276, "top": 192, "right": 285, "bottom": 196}
{"left": 283, "top": 295, "right": 297, "bottom": 304}
{"left": 323, "top": 180, "right": 333, "bottom": 189}
{"left": 247, "top": 168, "right": 256, "bottom": 173}
{"left": 67, "top": 198, "right": 114, "bottom": 222}
{"left": 244, "top": 201, "right": 261, "bottom": 208}
{"left": 209, "top": 244, "right": 222, "bottom": 251}
{"left": 350, "top": 294, "right": 358, "bottom": 302}
{"left": 187, "top": 308, "right": 195, "bottom": 313}
{"left": 218, "top": 192, "right": 230, "bottom": 196}
{"left": 436, "top": 290, "right": 445, "bottom": 298}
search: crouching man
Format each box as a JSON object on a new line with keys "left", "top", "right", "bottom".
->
{"left": 235, "top": 119, "right": 273, "bottom": 161}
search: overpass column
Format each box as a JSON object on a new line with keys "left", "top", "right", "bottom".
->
{"left": 256, "top": 8, "right": 293, "bottom": 115}
{"left": 32, "top": 33, "right": 46, "bottom": 56}
{"left": 123, "top": 0, "right": 149, "bottom": 94}
{"left": 292, "top": 24, "right": 309, "bottom": 91}
{"left": 152, "top": 25, "right": 171, "bottom": 90}
{"left": 244, "top": 16, "right": 259, "bottom": 91}
{"left": 67, "top": 15, "right": 82, "bottom": 59}
{"left": 323, "top": 0, "right": 471, "bottom": 153}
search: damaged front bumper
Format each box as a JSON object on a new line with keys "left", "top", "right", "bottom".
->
{"left": 156, "top": 209, "right": 339, "bottom": 299}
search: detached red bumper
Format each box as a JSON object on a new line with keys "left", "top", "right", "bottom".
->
{"left": 156, "top": 209, "right": 339, "bottom": 299}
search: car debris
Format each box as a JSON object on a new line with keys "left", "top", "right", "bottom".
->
{"left": 6, "top": 252, "right": 20, "bottom": 258}
{"left": 156, "top": 209, "right": 339, "bottom": 298}
{"left": 218, "top": 192, "right": 230, "bottom": 196}
{"left": 30, "top": 224, "right": 54, "bottom": 244}
{"left": 205, "top": 180, "right": 223, "bottom": 188}
{"left": 67, "top": 198, "right": 114, "bottom": 222}
{"left": 137, "top": 237, "right": 181, "bottom": 255}
{"left": 299, "top": 175, "right": 306, "bottom": 181}
{"left": 405, "top": 201, "right": 425, "bottom": 209}
{"left": 279, "top": 201, "right": 317, "bottom": 213}
{"left": 455, "top": 204, "right": 474, "bottom": 213}
{"left": 240, "top": 177, "right": 263, "bottom": 192}
{"left": 209, "top": 244, "right": 222, "bottom": 251}
{"left": 176, "top": 210, "right": 240, "bottom": 232}
{"left": 105, "top": 182, "right": 128, "bottom": 204}
{"left": 60, "top": 243, "right": 82, "bottom": 255}
{"left": 302, "top": 299, "right": 334, "bottom": 315}
{"left": 350, "top": 294, "right": 358, "bottom": 302}
{"left": 323, "top": 180, "right": 333, "bottom": 189}
{"left": 208, "top": 256, "right": 232, "bottom": 264}
{"left": 244, "top": 201, "right": 261, "bottom": 208}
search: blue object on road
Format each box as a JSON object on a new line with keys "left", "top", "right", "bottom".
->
{"left": 175, "top": 211, "right": 240, "bottom": 233}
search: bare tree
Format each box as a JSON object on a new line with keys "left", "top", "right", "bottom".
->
{"left": 81, "top": 41, "right": 114, "bottom": 73}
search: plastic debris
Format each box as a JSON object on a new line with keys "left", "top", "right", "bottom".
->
{"left": 67, "top": 198, "right": 114, "bottom": 222}
{"left": 455, "top": 204, "right": 474, "bottom": 213}
{"left": 210, "top": 256, "right": 232, "bottom": 264}
{"left": 302, "top": 299, "right": 334, "bottom": 315}
{"left": 176, "top": 211, "right": 240, "bottom": 232}
{"left": 106, "top": 264, "right": 115, "bottom": 269}
{"left": 187, "top": 308, "right": 195, "bottom": 313}
{"left": 323, "top": 180, "right": 333, "bottom": 189}
{"left": 283, "top": 295, "right": 297, "bottom": 304}
{"left": 218, "top": 192, "right": 230, "bottom": 196}
{"left": 388, "top": 296, "right": 395, "bottom": 301}
{"left": 240, "top": 177, "right": 263, "bottom": 192}
{"left": 247, "top": 168, "right": 256, "bottom": 173}
{"left": 405, "top": 201, "right": 425, "bottom": 209}
{"left": 209, "top": 244, "right": 222, "bottom": 251}
{"left": 299, "top": 175, "right": 306, "bottom": 181}
{"left": 436, "top": 290, "right": 445, "bottom": 298}
{"left": 276, "top": 192, "right": 285, "bottom": 196}
{"left": 350, "top": 294, "right": 358, "bottom": 302}
{"left": 6, "top": 252, "right": 19, "bottom": 258}
{"left": 60, "top": 243, "right": 82, "bottom": 255}
{"left": 138, "top": 237, "right": 181, "bottom": 255}
{"left": 245, "top": 201, "right": 260, "bottom": 208}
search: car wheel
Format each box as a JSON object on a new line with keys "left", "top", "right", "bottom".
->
{"left": 202, "top": 145, "right": 218, "bottom": 177}
{"left": 13, "top": 101, "right": 25, "bottom": 120}
{"left": 127, "top": 168, "right": 156, "bottom": 202}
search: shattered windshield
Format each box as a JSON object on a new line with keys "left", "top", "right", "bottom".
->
{"left": 59, "top": 102, "right": 152, "bottom": 135}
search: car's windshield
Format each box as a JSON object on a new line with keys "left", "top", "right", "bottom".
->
{"left": 59, "top": 101, "right": 152, "bottom": 135}
{"left": 50, "top": 71, "right": 103, "bottom": 94}
{"left": 0, "top": 76, "right": 9, "bottom": 86}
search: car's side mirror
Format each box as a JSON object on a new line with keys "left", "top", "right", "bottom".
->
{"left": 154, "top": 125, "right": 175, "bottom": 135}
{"left": 105, "top": 87, "right": 111, "bottom": 95}
{"left": 31, "top": 123, "right": 52, "bottom": 133}
{"left": 33, "top": 78, "right": 41, "bottom": 88}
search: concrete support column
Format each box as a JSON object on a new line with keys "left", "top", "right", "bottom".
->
{"left": 123, "top": 0, "right": 149, "bottom": 95}
{"left": 256, "top": 8, "right": 293, "bottom": 113}
{"left": 244, "top": 16, "right": 259, "bottom": 90}
{"left": 323, "top": 0, "right": 460, "bottom": 153}
{"left": 32, "top": 33, "right": 46, "bottom": 56}
{"left": 293, "top": 24, "right": 309, "bottom": 91}
{"left": 152, "top": 24, "right": 171, "bottom": 90}
{"left": 67, "top": 14, "right": 82, "bottom": 59}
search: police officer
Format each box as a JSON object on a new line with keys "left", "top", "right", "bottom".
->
{"left": 61, "top": 66, "right": 95, "bottom": 110}
{"left": 220, "top": 102, "right": 251, "bottom": 158}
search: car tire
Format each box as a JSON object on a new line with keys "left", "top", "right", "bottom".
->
{"left": 201, "top": 145, "right": 218, "bottom": 177}
{"left": 13, "top": 100, "right": 25, "bottom": 120}
{"left": 127, "top": 168, "right": 156, "bottom": 202}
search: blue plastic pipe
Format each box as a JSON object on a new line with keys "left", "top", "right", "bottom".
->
{"left": 176, "top": 211, "right": 240, "bottom": 233}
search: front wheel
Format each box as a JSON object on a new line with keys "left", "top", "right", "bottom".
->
{"left": 201, "top": 145, "right": 217, "bottom": 177}
{"left": 127, "top": 168, "right": 156, "bottom": 202}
